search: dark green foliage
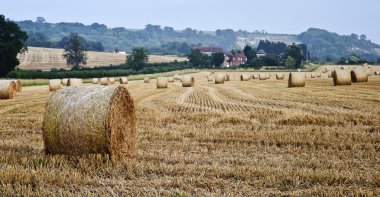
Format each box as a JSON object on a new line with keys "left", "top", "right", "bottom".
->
{"left": 62, "top": 33, "right": 88, "bottom": 70}
{"left": 246, "top": 58, "right": 262, "bottom": 67}
{"left": 257, "top": 40, "right": 287, "bottom": 55}
{"left": 0, "top": 15, "right": 28, "bottom": 77}
{"left": 125, "top": 47, "right": 149, "bottom": 71}
{"left": 285, "top": 44, "right": 303, "bottom": 68}
{"left": 336, "top": 54, "right": 367, "bottom": 65}
{"left": 149, "top": 41, "right": 191, "bottom": 55}
{"left": 212, "top": 52, "right": 225, "bottom": 68}
{"left": 243, "top": 45, "right": 257, "bottom": 61}
{"left": 188, "top": 49, "right": 211, "bottom": 68}
{"left": 261, "top": 54, "right": 280, "bottom": 66}
{"left": 285, "top": 56, "right": 296, "bottom": 69}
{"left": 6, "top": 61, "right": 191, "bottom": 79}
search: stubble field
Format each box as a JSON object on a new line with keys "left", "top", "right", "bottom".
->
{"left": 0, "top": 72, "right": 379, "bottom": 196}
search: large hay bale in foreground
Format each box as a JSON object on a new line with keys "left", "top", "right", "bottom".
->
{"left": 252, "top": 74, "right": 259, "bottom": 79}
{"left": 225, "top": 74, "right": 231, "bottom": 81}
{"left": 49, "top": 79, "right": 62, "bottom": 91}
{"left": 207, "top": 75, "right": 213, "bottom": 82}
{"left": 109, "top": 78, "right": 115, "bottom": 84}
{"left": 156, "top": 77, "right": 168, "bottom": 88}
{"left": 215, "top": 74, "right": 225, "bottom": 84}
{"left": 0, "top": 80, "right": 16, "bottom": 99}
{"left": 276, "top": 74, "right": 285, "bottom": 80}
{"left": 119, "top": 77, "right": 128, "bottom": 84}
{"left": 182, "top": 75, "right": 195, "bottom": 87}
{"left": 240, "top": 74, "right": 251, "bottom": 81}
{"left": 351, "top": 68, "right": 368, "bottom": 83}
{"left": 144, "top": 77, "right": 151, "bottom": 83}
{"left": 42, "top": 86, "right": 136, "bottom": 161}
{"left": 62, "top": 78, "right": 68, "bottom": 86}
{"left": 92, "top": 78, "right": 99, "bottom": 84}
{"left": 100, "top": 77, "right": 110, "bottom": 85}
{"left": 288, "top": 72, "right": 306, "bottom": 88}
{"left": 10, "top": 80, "right": 22, "bottom": 91}
{"left": 67, "top": 78, "right": 83, "bottom": 87}
{"left": 333, "top": 70, "right": 351, "bottom": 86}
{"left": 259, "top": 73, "right": 266, "bottom": 80}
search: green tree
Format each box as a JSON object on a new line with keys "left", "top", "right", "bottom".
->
{"left": 285, "top": 44, "right": 303, "bottom": 68}
{"left": 285, "top": 56, "right": 296, "bottom": 69}
{"left": 243, "top": 45, "right": 257, "bottom": 61}
{"left": 125, "top": 47, "right": 149, "bottom": 70}
{"left": 0, "top": 15, "right": 28, "bottom": 77}
{"left": 212, "top": 52, "right": 225, "bottom": 68}
{"left": 62, "top": 33, "right": 88, "bottom": 70}
{"left": 188, "top": 49, "right": 210, "bottom": 68}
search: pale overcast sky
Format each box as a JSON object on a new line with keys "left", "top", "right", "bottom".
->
{"left": 1, "top": 0, "right": 379, "bottom": 43}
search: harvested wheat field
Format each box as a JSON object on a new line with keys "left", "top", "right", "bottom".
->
{"left": 0, "top": 72, "right": 379, "bottom": 196}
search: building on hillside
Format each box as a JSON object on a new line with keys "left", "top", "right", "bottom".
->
{"left": 223, "top": 53, "right": 247, "bottom": 67}
{"left": 256, "top": 49, "right": 266, "bottom": 57}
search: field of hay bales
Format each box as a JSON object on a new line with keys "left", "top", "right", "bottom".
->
{"left": 17, "top": 47, "right": 188, "bottom": 71}
{"left": 0, "top": 72, "right": 379, "bottom": 196}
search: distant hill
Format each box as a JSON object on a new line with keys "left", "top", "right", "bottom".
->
{"left": 15, "top": 20, "right": 380, "bottom": 61}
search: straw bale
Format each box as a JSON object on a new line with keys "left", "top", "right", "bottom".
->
{"left": 156, "top": 77, "right": 168, "bottom": 88}
{"left": 0, "top": 80, "right": 16, "bottom": 99}
{"left": 333, "top": 69, "right": 351, "bottom": 86}
{"left": 288, "top": 72, "right": 306, "bottom": 88}
{"left": 49, "top": 79, "right": 61, "bottom": 91}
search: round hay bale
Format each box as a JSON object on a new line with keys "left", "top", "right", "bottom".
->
{"left": 62, "top": 78, "right": 69, "bottom": 86}
{"left": 42, "top": 86, "right": 136, "bottom": 161}
{"left": 182, "top": 75, "right": 194, "bottom": 87}
{"left": 259, "top": 73, "right": 267, "bottom": 80}
{"left": 252, "top": 74, "right": 259, "bottom": 79}
{"left": 144, "top": 77, "right": 151, "bottom": 83}
{"left": 100, "top": 77, "right": 110, "bottom": 85}
{"left": 266, "top": 74, "right": 270, "bottom": 79}
{"left": 351, "top": 68, "right": 368, "bottom": 83}
{"left": 49, "top": 79, "right": 62, "bottom": 91}
{"left": 240, "top": 74, "right": 251, "bottom": 81}
{"left": 276, "top": 73, "right": 285, "bottom": 80}
{"left": 311, "top": 73, "right": 316, "bottom": 78}
{"left": 119, "top": 77, "right": 128, "bottom": 84}
{"left": 333, "top": 69, "right": 351, "bottom": 86}
{"left": 207, "top": 75, "right": 214, "bottom": 82}
{"left": 109, "top": 78, "right": 115, "bottom": 84}
{"left": 225, "top": 74, "right": 231, "bottom": 81}
{"left": 215, "top": 74, "right": 225, "bottom": 84}
{"left": 10, "top": 80, "right": 22, "bottom": 91}
{"left": 288, "top": 72, "right": 306, "bottom": 88}
{"left": 0, "top": 80, "right": 17, "bottom": 99}
{"left": 168, "top": 77, "right": 174, "bottom": 82}
{"left": 67, "top": 78, "right": 83, "bottom": 87}
{"left": 92, "top": 78, "right": 99, "bottom": 84}
{"left": 156, "top": 77, "right": 168, "bottom": 88}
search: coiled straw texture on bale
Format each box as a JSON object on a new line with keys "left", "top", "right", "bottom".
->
{"left": 182, "top": 75, "right": 195, "bottom": 87}
{"left": 11, "top": 80, "right": 22, "bottom": 91}
{"left": 207, "top": 75, "right": 213, "bottom": 82}
{"left": 49, "top": 79, "right": 62, "bottom": 91}
{"left": 288, "top": 72, "right": 306, "bottom": 88}
{"left": 67, "top": 78, "right": 83, "bottom": 86}
{"left": 109, "top": 78, "right": 115, "bottom": 84}
{"left": 0, "top": 80, "right": 16, "bottom": 99}
{"left": 215, "top": 74, "right": 225, "bottom": 84}
{"left": 144, "top": 77, "right": 151, "bottom": 83}
{"left": 62, "top": 78, "right": 68, "bottom": 86}
{"left": 333, "top": 69, "right": 351, "bottom": 86}
{"left": 92, "top": 78, "right": 99, "bottom": 84}
{"left": 351, "top": 68, "right": 368, "bottom": 83}
{"left": 259, "top": 73, "right": 267, "bottom": 80}
{"left": 119, "top": 77, "right": 128, "bottom": 84}
{"left": 240, "top": 74, "right": 251, "bottom": 81}
{"left": 156, "top": 77, "right": 168, "bottom": 88}
{"left": 276, "top": 74, "right": 285, "bottom": 80}
{"left": 42, "top": 86, "right": 136, "bottom": 161}
{"left": 100, "top": 77, "right": 110, "bottom": 85}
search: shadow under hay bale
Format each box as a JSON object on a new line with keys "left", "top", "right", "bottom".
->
{"left": 156, "top": 77, "right": 168, "bottom": 88}
{"left": 333, "top": 69, "right": 351, "bottom": 86}
{"left": 288, "top": 72, "right": 305, "bottom": 88}
{"left": 49, "top": 79, "right": 62, "bottom": 91}
{"left": 182, "top": 75, "right": 195, "bottom": 87}
{"left": 241, "top": 74, "right": 251, "bottom": 81}
{"left": 42, "top": 86, "right": 136, "bottom": 161}
{"left": 0, "top": 80, "right": 17, "bottom": 99}
{"left": 67, "top": 78, "right": 83, "bottom": 87}
{"left": 119, "top": 77, "right": 128, "bottom": 84}
{"left": 215, "top": 74, "right": 225, "bottom": 84}
{"left": 351, "top": 68, "right": 368, "bottom": 83}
